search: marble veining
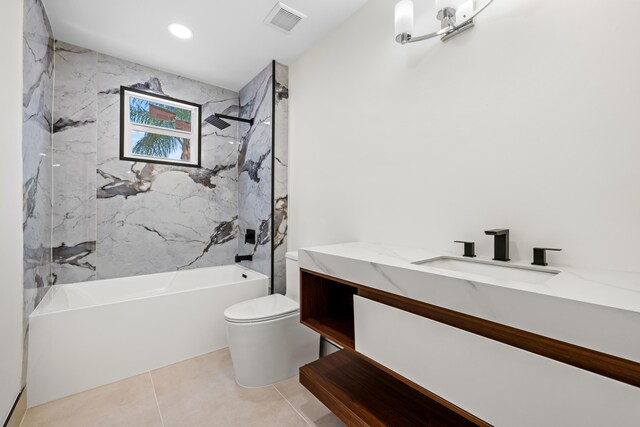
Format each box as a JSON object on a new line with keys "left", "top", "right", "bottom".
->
{"left": 53, "top": 118, "right": 96, "bottom": 133}
{"left": 179, "top": 217, "right": 239, "bottom": 269}
{"left": 52, "top": 242, "right": 96, "bottom": 271}
{"left": 96, "top": 162, "right": 236, "bottom": 199}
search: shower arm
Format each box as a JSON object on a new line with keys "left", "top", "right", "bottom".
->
{"left": 215, "top": 113, "right": 254, "bottom": 126}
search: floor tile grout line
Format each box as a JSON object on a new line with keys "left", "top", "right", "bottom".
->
{"left": 272, "top": 384, "right": 313, "bottom": 427}
{"left": 148, "top": 371, "right": 166, "bottom": 427}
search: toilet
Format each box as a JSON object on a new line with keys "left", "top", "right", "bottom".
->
{"left": 224, "top": 251, "right": 319, "bottom": 387}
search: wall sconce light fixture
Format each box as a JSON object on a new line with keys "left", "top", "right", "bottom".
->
{"left": 395, "top": 0, "right": 495, "bottom": 44}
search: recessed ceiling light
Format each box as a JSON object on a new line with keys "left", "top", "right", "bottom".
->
{"left": 168, "top": 23, "right": 193, "bottom": 39}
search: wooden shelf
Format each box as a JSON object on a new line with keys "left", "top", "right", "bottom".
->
{"left": 300, "top": 269, "right": 358, "bottom": 349}
{"left": 302, "top": 316, "right": 354, "bottom": 349}
{"left": 300, "top": 350, "right": 485, "bottom": 427}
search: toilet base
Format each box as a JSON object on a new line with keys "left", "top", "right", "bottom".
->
{"left": 226, "top": 312, "right": 319, "bottom": 387}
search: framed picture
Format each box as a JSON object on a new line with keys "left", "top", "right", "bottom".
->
{"left": 120, "top": 86, "right": 202, "bottom": 168}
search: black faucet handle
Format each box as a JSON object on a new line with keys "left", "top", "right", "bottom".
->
{"left": 532, "top": 247, "right": 562, "bottom": 266}
{"left": 484, "top": 229, "right": 509, "bottom": 236}
{"left": 454, "top": 241, "right": 476, "bottom": 258}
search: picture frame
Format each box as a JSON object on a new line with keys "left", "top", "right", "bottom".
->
{"left": 119, "top": 86, "right": 202, "bottom": 168}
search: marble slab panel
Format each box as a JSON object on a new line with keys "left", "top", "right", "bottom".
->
{"left": 273, "top": 62, "right": 289, "bottom": 295}
{"left": 51, "top": 42, "right": 98, "bottom": 284}
{"left": 23, "top": 0, "right": 54, "bottom": 319}
{"left": 94, "top": 53, "right": 240, "bottom": 279}
{"left": 237, "top": 64, "right": 274, "bottom": 279}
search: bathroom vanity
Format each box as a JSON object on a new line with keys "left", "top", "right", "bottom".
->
{"left": 297, "top": 242, "right": 640, "bottom": 426}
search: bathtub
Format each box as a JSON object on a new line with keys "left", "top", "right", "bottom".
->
{"left": 27, "top": 265, "right": 269, "bottom": 407}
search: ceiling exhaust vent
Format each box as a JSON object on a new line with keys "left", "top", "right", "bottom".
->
{"left": 264, "top": 2, "right": 307, "bottom": 33}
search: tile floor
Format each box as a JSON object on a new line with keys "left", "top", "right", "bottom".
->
{"left": 21, "top": 348, "right": 345, "bottom": 427}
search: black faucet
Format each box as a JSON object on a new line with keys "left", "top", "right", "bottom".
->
{"left": 532, "top": 247, "right": 562, "bottom": 266}
{"left": 484, "top": 229, "right": 510, "bottom": 262}
{"left": 235, "top": 254, "right": 253, "bottom": 263}
{"left": 454, "top": 241, "right": 476, "bottom": 258}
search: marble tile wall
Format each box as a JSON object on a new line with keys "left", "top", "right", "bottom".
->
{"left": 23, "top": 0, "right": 54, "bottom": 321}
{"left": 26, "top": 33, "right": 287, "bottom": 292}
{"left": 273, "top": 63, "right": 289, "bottom": 295}
{"left": 236, "top": 62, "right": 289, "bottom": 294}
{"left": 52, "top": 42, "right": 241, "bottom": 283}
{"left": 51, "top": 42, "right": 97, "bottom": 283}
{"left": 237, "top": 64, "right": 274, "bottom": 280}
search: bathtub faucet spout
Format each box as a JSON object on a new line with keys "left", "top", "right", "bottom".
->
{"left": 235, "top": 254, "right": 253, "bottom": 263}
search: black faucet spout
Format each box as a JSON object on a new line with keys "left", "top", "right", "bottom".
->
{"left": 484, "top": 229, "right": 510, "bottom": 262}
{"left": 235, "top": 254, "right": 253, "bottom": 263}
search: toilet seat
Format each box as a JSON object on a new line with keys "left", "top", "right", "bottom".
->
{"left": 224, "top": 294, "right": 299, "bottom": 324}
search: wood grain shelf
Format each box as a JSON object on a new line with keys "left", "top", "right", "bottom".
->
{"left": 300, "top": 350, "right": 488, "bottom": 427}
{"left": 302, "top": 317, "right": 354, "bottom": 350}
{"left": 300, "top": 269, "right": 358, "bottom": 349}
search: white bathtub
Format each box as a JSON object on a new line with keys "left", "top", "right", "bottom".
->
{"left": 27, "top": 265, "right": 269, "bottom": 407}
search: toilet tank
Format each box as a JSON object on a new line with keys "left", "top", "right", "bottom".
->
{"left": 285, "top": 251, "right": 300, "bottom": 302}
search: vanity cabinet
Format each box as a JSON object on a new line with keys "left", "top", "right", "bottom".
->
{"left": 299, "top": 269, "right": 489, "bottom": 426}
{"left": 299, "top": 268, "right": 640, "bottom": 427}
{"left": 354, "top": 296, "right": 640, "bottom": 426}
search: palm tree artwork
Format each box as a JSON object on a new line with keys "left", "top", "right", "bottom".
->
{"left": 129, "top": 97, "right": 193, "bottom": 161}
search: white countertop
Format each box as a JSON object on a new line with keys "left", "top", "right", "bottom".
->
{"left": 298, "top": 242, "right": 640, "bottom": 362}
{"left": 300, "top": 242, "right": 640, "bottom": 313}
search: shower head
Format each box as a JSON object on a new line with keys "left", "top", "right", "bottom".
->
{"left": 204, "top": 113, "right": 255, "bottom": 130}
{"left": 204, "top": 114, "right": 231, "bottom": 130}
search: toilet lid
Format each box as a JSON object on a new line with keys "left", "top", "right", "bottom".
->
{"left": 224, "top": 294, "right": 299, "bottom": 323}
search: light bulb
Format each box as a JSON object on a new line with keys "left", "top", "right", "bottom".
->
{"left": 168, "top": 23, "right": 193, "bottom": 39}
{"left": 394, "top": 0, "right": 414, "bottom": 36}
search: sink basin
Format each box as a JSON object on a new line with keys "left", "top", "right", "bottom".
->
{"left": 413, "top": 257, "right": 559, "bottom": 285}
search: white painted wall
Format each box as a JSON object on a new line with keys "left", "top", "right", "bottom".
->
{"left": 289, "top": 0, "right": 640, "bottom": 273}
{"left": 0, "top": 0, "right": 25, "bottom": 421}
